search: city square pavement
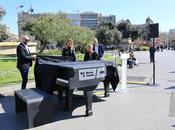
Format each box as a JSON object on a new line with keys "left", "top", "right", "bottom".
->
{"left": 0, "top": 50, "right": 175, "bottom": 130}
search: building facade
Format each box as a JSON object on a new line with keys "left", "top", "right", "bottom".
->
{"left": 18, "top": 11, "right": 116, "bottom": 36}
{"left": 66, "top": 13, "right": 81, "bottom": 26}
{"left": 101, "top": 15, "right": 116, "bottom": 23}
{"left": 80, "top": 12, "right": 101, "bottom": 29}
{"left": 67, "top": 12, "right": 116, "bottom": 29}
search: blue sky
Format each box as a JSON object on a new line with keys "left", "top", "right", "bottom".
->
{"left": 0, "top": 0, "right": 175, "bottom": 34}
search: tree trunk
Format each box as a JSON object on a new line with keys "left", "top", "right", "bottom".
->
{"left": 38, "top": 41, "right": 47, "bottom": 54}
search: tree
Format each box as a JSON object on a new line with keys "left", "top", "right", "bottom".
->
{"left": 0, "top": 24, "right": 8, "bottom": 41}
{"left": 96, "top": 28, "right": 109, "bottom": 45}
{"left": 96, "top": 21, "right": 122, "bottom": 47}
{"left": 0, "top": 6, "right": 8, "bottom": 41}
{"left": 22, "top": 13, "right": 71, "bottom": 52}
{"left": 22, "top": 13, "right": 95, "bottom": 53}
{"left": 110, "top": 29, "right": 122, "bottom": 44}
{"left": 146, "top": 17, "right": 153, "bottom": 25}
{"left": 69, "top": 26, "right": 95, "bottom": 53}
{"left": 73, "top": 26, "right": 95, "bottom": 45}
{"left": 130, "top": 26, "right": 139, "bottom": 41}
{"left": 117, "top": 19, "right": 132, "bottom": 38}
{"left": 0, "top": 7, "right": 6, "bottom": 20}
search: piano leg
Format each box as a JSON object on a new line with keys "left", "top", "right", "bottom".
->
{"left": 83, "top": 90, "right": 93, "bottom": 116}
{"left": 103, "top": 80, "right": 110, "bottom": 97}
{"left": 66, "top": 89, "right": 73, "bottom": 110}
{"left": 57, "top": 86, "right": 64, "bottom": 100}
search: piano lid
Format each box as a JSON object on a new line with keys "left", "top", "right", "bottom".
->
{"left": 37, "top": 57, "right": 106, "bottom": 69}
{"left": 37, "top": 56, "right": 74, "bottom": 65}
{"left": 58, "top": 60, "right": 106, "bottom": 69}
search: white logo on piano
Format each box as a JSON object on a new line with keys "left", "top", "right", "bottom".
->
{"left": 79, "top": 68, "right": 96, "bottom": 81}
{"left": 79, "top": 67, "right": 105, "bottom": 81}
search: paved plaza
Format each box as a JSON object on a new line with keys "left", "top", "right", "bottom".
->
{"left": 0, "top": 50, "right": 175, "bottom": 130}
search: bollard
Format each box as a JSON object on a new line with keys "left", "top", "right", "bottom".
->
{"left": 117, "top": 53, "right": 129, "bottom": 93}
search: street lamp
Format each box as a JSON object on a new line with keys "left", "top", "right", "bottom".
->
{"left": 29, "top": 0, "right": 34, "bottom": 14}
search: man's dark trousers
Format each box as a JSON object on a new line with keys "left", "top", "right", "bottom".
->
{"left": 19, "top": 67, "right": 29, "bottom": 89}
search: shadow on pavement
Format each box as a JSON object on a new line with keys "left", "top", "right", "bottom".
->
{"left": 169, "top": 71, "right": 175, "bottom": 73}
{"left": 172, "top": 125, "right": 175, "bottom": 127}
{"left": 54, "top": 94, "right": 105, "bottom": 121}
{"left": 0, "top": 94, "right": 105, "bottom": 129}
{"left": 165, "top": 86, "right": 175, "bottom": 90}
{"left": 0, "top": 96, "right": 28, "bottom": 130}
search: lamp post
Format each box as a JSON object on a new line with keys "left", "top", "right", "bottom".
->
{"left": 149, "top": 23, "right": 159, "bottom": 86}
{"left": 29, "top": 0, "right": 34, "bottom": 14}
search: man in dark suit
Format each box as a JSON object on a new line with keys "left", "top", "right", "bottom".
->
{"left": 16, "top": 35, "right": 36, "bottom": 89}
{"left": 92, "top": 38, "right": 104, "bottom": 60}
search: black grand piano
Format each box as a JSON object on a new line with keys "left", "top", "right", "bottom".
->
{"left": 34, "top": 56, "right": 119, "bottom": 116}
{"left": 56, "top": 60, "right": 106, "bottom": 116}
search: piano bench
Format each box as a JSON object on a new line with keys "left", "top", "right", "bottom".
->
{"left": 14, "top": 88, "right": 54, "bottom": 128}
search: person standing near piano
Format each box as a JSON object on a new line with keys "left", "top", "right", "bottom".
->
{"left": 84, "top": 44, "right": 99, "bottom": 61}
{"left": 92, "top": 37, "right": 104, "bottom": 60}
{"left": 16, "top": 35, "right": 36, "bottom": 89}
{"left": 62, "top": 39, "right": 76, "bottom": 61}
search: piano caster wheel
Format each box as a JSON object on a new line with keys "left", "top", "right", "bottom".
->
{"left": 86, "top": 110, "right": 93, "bottom": 116}
{"left": 104, "top": 93, "right": 110, "bottom": 97}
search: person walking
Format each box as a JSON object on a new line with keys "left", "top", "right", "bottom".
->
{"left": 16, "top": 35, "right": 36, "bottom": 89}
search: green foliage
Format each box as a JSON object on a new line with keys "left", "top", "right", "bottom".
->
{"left": 117, "top": 19, "right": 132, "bottom": 38}
{"left": 96, "top": 22, "right": 122, "bottom": 46}
{"left": 0, "top": 61, "right": 34, "bottom": 86}
{"left": 38, "top": 49, "right": 62, "bottom": 56}
{"left": 70, "top": 26, "right": 95, "bottom": 52}
{"left": 134, "top": 46, "right": 149, "bottom": 51}
{"left": 131, "top": 26, "right": 139, "bottom": 41}
{"left": 22, "top": 13, "right": 71, "bottom": 51}
{"left": 103, "top": 54, "right": 122, "bottom": 65}
{"left": 96, "top": 28, "right": 109, "bottom": 45}
{"left": 76, "top": 54, "right": 84, "bottom": 61}
{"left": 77, "top": 53, "right": 122, "bottom": 64}
{"left": 0, "top": 6, "right": 8, "bottom": 41}
{"left": 116, "top": 19, "right": 140, "bottom": 41}
{"left": 38, "top": 50, "right": 85, "bottom": 61}
{"left": 134, "top": 47, "right": 141, "bottom": 51}
{"left": 0, "top": 24, "right": 8, "bottom": 41}
{"left": 22, "top": 13, "right": 95, "bottom": 52}
{"left": 0, "top": 6, "right": 6, "bottom": 20}
{"left": 140, "top": 46, "right": 149, "bottom": 51}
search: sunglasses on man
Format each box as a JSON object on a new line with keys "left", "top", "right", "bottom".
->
{"left": 25, "top": 39, "right": 30, "bottom": 42}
